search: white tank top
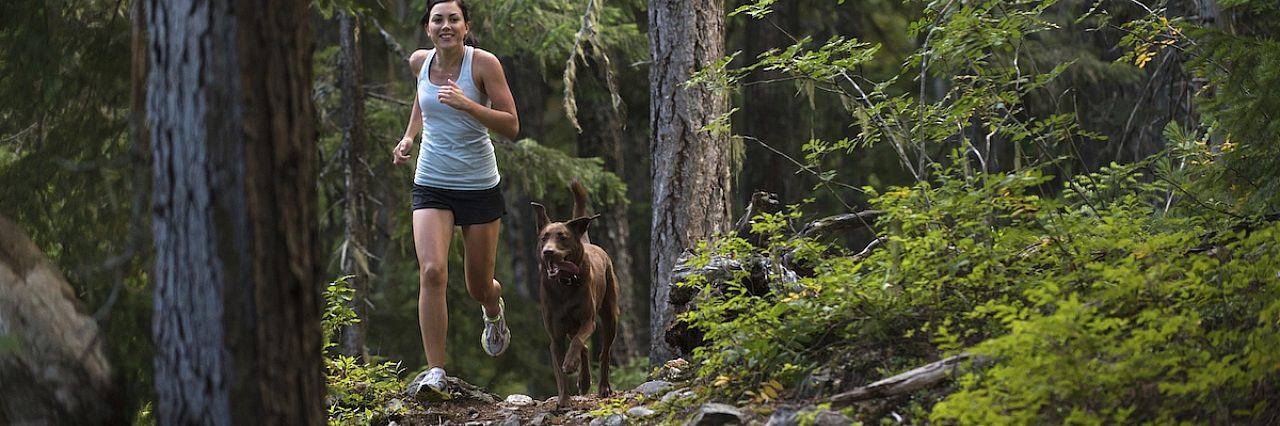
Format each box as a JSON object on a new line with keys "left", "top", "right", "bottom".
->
{"left": 415, "top": 46, "right": 500, "bottom": 190}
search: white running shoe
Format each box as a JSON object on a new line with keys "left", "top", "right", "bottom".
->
{"left": 481, "top": 297, "right": 510, "bottom": 357}
{"left": 406, "top": 367, "right": 451, "bottom": 401}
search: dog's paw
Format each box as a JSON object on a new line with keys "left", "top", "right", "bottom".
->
{"left": 561, "top": 358, "right": 580, "bottom": 374}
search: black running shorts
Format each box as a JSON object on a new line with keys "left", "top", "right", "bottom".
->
{"left": 411, "top": 183, "right": 505, "bottom": 225}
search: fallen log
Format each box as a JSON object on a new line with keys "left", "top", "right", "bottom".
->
{"left": 794, "top": 210, "right": 882, "bottom": 241}
{"left": 826, "top": 353, "right": 975, "bottom": 407}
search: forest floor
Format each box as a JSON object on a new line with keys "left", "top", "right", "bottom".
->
{"left": 391, "top": 375, "right": 634, "bottom": 425}
{"left": 398, "top": 393, "right": 616, "bottom": 425}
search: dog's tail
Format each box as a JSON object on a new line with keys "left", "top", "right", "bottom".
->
{"left": 571, "top": 179, "right": 588, "bottom": 219}
{"left": 571, "top": 179, "right": 591, "bottom": 245}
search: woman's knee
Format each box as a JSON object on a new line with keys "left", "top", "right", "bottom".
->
{"left": 419, "top": 263, "right": 448, "bottom": 290}
{"left": 465, "top": 277, "right": 499, "bottom": 301}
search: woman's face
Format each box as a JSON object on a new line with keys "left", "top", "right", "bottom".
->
{"left": 425, "top": 1, "right": 468, "bottom": 49}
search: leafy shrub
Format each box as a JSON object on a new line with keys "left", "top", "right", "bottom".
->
{"left": 324, "top": 276, "right": 407, "bottom": 425}
{"left": 680, "top": 164, "right": 1280, "bottom": 424}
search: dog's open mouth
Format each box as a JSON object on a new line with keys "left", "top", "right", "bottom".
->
{"left": 546, "top": 260, "right": 581, "bottom": 279}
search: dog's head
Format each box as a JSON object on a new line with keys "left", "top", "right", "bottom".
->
{"left": 531, "top": 202, "right": 598, "bottom": 284}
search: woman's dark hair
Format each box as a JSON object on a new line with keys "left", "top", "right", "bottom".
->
{"left": 420, "top": 0, "right": 479, "bottom": 46}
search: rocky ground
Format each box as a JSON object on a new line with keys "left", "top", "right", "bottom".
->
{"left": 382, "top": 361, "right": 855, "bottom": 426}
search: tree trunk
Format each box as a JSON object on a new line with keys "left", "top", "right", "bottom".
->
{"left": 648, "top": 0, "right": 732, "bottom": 367}
{"left": 503, "top": 53, "right": 549, "bottom": 299}
{"left": 147, "top": 0, "right": 323, "bottom": 424}
{"left": 741, "top": 0, "right": 800, "bottom": 203}
{"left": 574, "top": 53, "right": 642, "bottom": 362}
{"left": 338, "top": 9, "right": 372, "bottom": 363}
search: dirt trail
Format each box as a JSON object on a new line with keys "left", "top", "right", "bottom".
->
{"left": 394, "top": 376, "right": 623, "bottom": 426}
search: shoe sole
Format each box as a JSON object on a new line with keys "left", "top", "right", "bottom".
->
{"left": 414, "top": 385, "right": 453, "bottom": 402}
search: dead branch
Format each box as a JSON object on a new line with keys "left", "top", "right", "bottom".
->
{"left": 827, "top": 353, "right": 976, "bottom": 407}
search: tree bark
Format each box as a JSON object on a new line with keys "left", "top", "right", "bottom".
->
{"left": 147, "top": 0, "right": 322, "bottom": 424}
{"left": 648, "top": 0, "right": 732, "bottom": 367}
{"left": 741, "top": 0, "right": 800, "bottom": 203}
{"left": 338, "top": 9, "right": 372, "bottom": 363}
{"left": 574, "top": 52, "right": 641, "bottom": 362}
{"left": 503, "top": 53, "right": 548, "bottom": 299}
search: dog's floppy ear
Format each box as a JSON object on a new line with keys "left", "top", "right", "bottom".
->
{"left": 565, "top": 214, "right": 600, "bottom": 238}
{"left": 530, "top": 202, "right": 552, "bottom": 229}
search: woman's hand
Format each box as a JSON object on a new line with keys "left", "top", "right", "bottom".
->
{"left": 437, "top": 79, "right": 474, "bottom": 112}
{"left": 393, "top": 137, "right": 413, "bottom": 165}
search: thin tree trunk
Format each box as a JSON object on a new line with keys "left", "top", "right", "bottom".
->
{"left": 741, "top": 0, "right": 799, "bottom": 203}
{"left": 503, "top": 53, "right": 548, "bottom": 299}
{"left": 574, "top": 53, "right": 641, "bottom": 362}
{"left": 648, "top": 0, "right": 732, "bottom": 367}
{"left": 338, "top": 9, "right": 371, "bottom": 363}
{"left": 147, "top": 0, "right": 323, "bottom": 424}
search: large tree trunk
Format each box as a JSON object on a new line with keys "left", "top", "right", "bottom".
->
{"left": 574, "top": 53, "right": 642, "bottom": 362}
{"left": 147, "top": 0, "right": 323, "bottom": 424}
{"left": 648, "top": 0, "right": 732, "bottom": 367}
{"left": 338, "top": 9, "right": 372, "bottom": 363}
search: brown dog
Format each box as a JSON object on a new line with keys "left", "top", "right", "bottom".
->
{"left": 531, "top": 180, "right": 619, "bottom": 408}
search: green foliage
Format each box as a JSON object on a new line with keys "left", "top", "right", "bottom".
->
{"left": 610, "top": 355, "right": 653, "bottom": 394}
{"left": 496, "top": 138, "right": 628, "bottom": 206}
{"left": 676, "top": 0, "right": 1280, "bottom": 424}
{"left": 323, "top": 276, "right": 361, "bottom": 354}
{"left": 324, "top": 277, "right": 406, "bottom": 425}
{"left": 0, "top": 0, "right": 154, "bottom": 414}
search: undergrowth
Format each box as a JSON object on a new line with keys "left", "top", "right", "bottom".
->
{"left": 678, "top": 164, "right": 1280, "bottom": 424}
{"left": 324, "top": 276, "right": 407, "bottom": 426}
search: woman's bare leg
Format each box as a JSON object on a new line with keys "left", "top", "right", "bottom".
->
{"left": 460, "top": 219, "right": 503, "bottom": 316}
{"left": 414, "top": 208, "right": 455, "bottom": 368}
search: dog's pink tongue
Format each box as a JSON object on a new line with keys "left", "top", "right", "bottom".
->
{"left": 557, "top": 261, "right": 580, "bottom": 275}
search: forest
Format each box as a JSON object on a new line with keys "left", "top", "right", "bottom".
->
{"left": 1, "top": 0, "right": 1277, "bottom": 424}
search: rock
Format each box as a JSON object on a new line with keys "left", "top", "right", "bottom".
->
{"left": 627, "top": 406, "right": 656, "bottom": 419}
{"left": 498, "top": 414, "right": 522, "bottom": 426}
{"left": 811, "top": 410, "right": 854, "bottom": 426}
{"left": 634, "top": 380, "right": 675, "bottom": 398}
{"left": 529, "top": 412, "right": 549, "bottom": 426}
{"left": 385, "top": 398, "right": 405, "bottom": 412}
{"left": 766, "top": 407, "right": 854, "bottom": 426}
{"left": 684, "top": 403, "right": 745, "bottom": 426}
{"left": 589, "top": 413, "right": 628, "bottom": 426}
{"left": 0, "top": 215, "right": 121, "bottom": 424}
{"left": 504, "top": 394, "right": 535, "bottom": 406}
{"left": 413, "top": 376, "right": 500, "bottom": 404}
{"left": 766, "top": 408, "right": 798, "bottom": 426}
{"left": 661, "top": 389, "right": 696, "bottom": 404}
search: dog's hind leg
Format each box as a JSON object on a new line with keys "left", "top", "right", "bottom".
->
{"left": 597, "top": 270, "right": 620, "bottom": 397}
{"left": 577, "top": 346, "right": 591, "bottom": 394}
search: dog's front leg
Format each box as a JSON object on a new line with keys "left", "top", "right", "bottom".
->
{"left": 561, "top": 321, "right": 596, "bottom": 375}
{"left": 549, "top": 337, "right": 570, "bottom": 408}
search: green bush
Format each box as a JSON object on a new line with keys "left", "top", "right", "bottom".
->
{"left": 324, "top": 276, "right": 407, "bottom": 426}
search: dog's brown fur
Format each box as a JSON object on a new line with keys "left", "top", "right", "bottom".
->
{"left": 531, "top": 181, "right": 619, "bottom": 408}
